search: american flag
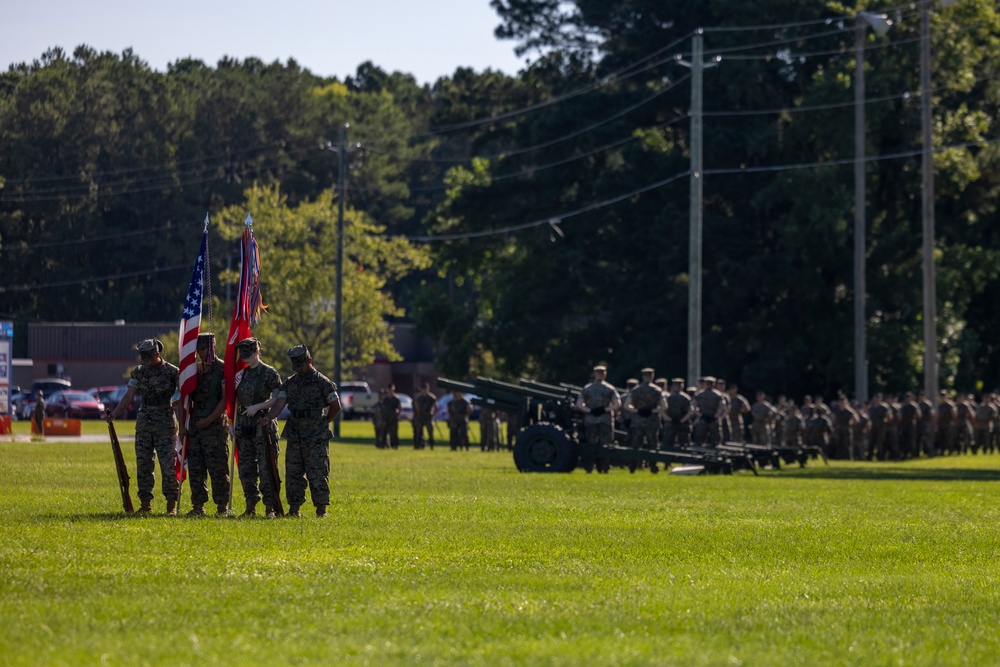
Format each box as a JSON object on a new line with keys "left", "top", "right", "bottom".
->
{"left": 224, "top": 215, "right": 265, "bottom": 424}
{"left": 176, "top": 229, "right": 209, "bottom": 483}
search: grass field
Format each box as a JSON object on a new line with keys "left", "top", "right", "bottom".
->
{"left": 2, "top": 421, "right": 1000, "bottom": 666}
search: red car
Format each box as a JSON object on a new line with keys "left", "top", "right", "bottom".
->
{"left": 45, "top": 390, "right": 107, "bottom": 420}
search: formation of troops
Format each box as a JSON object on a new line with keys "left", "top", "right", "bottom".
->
{"left": 575, "top": 364, "right": 1000, "bottom": 464}
{"left": 370, "top": 384, "right": 505, "bottom": 452}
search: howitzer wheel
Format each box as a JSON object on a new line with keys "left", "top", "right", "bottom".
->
{"left": 513, "top": 423, "right": 577, "bottom": 473}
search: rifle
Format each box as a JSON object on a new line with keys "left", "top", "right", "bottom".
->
{"left": 107, "top": 422, "right": 135, "bottom": 513}
{"left": 261, "top": 424, "right": 285, "bottom": 516}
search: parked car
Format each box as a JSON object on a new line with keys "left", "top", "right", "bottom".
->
{"left": 9, "top": 388, "right": 26, "bottom": 419}
{"left": 397, "top": 393, "right": 413, "bottom": 421}
{"left": 435, "top": 393, "right": 481, "bottom": 421}
{"left": 339, "top": 381, "right": 379, "bottom": 419}
{"left": 87, "top": 384, "right": 124, "bottom": 412}
{"left": 45, "top": 390, "right": 107, "bottom": 420}
{"left": 98, "top": 385, "right": 141, "bottom": 419}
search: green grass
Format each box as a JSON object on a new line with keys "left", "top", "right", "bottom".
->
{"left": 2, "top": 424, "right": 1000, "bottom": 666}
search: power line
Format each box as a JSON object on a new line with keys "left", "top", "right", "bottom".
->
{"left": 0, "top": 263, "right": 191, "bottom": 293}
{"left": 0, "top": 221, "right": 198, "bottom": 254}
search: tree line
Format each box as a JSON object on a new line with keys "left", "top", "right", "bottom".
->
{"left": 1, "top": 0, "right": 998, "bottom": 396}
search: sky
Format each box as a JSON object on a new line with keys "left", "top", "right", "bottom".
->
{"left": 2, "top": 0, "right": 529, "bottom": 84}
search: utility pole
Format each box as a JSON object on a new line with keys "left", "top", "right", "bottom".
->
{"left": 676, "top": 31, "right": 719, "bottom": 387}
{"left": 854, "top": 11, "right": 891, "bottom": 404}
{"left": 920, "top": 1, "right": 939, "bottom": 403}
{"left": 334, "top": 122, "right": 348, "bottom": 438}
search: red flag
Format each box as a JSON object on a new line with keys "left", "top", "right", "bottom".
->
{"left": 176, "top": 229, "right": 209, "bottom": 482}
{"left": 224, "top": 215, "right": 265, "bottom": 425}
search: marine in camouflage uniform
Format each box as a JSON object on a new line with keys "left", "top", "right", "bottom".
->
{"left": 181, "top": 333, "right": 230, "bottom": 516}
{"left": 412, "top": 384, "right": 436, "bottom": 450}
{"left": 619, "top": 378, "right": 639, "bottom": 446}
{"left": 851, "top": 401, "right": 871, "bottom": 460}
{"left": 382, "top": 385, "right": 402, "bottom": 450}
{"left": 691, "top": 376, "right": 724, "bottom": 446}
{"left": 108, "top": 339, "right": 180, "bottom": 515}
{"left": 726, "top": 384, "right": 750, "bottom": 444}
{"left": 232, "top": 337, "right": 283, "bottom": 517}
{"left": 867, "top": 395, "right": 891, "bottom": 460}
{"left": 264, "top": 345, "right": 341, "bottom": 518}
{"left": 750, "top": 392, "right": 778, "bottom": 446}
{"left": 625, "top": 369, "right": 664, "bottom": 452}
{"left": 373, "top": 390, "right": 388, "bottom": 449}
{"left": 897, "top": 393, "right": 919, "bottom": 460}
{"left": 782, "top": 404, "right": 804, "bottom": 448}
{"left": 916, "top": 392, "right": 935, "bottom": 457}
{"left": 32, "top": 391, "right": 45, "bottom": 436}
{"left": 936, "top": 392, "right": 957, "bottom": 455}
{"left": 954, "top": 394, "right": 973, "bottom": 455}
{"left": 972, "top": 395, "right": 996, "bottom": 455}
{"left": 447, "top": 391, "right": 472, "bottom": 451}
{"left": 574, "top": 365, "right": 622, "bottom": 473}
{"left": 829, "top": 397, "right": 858, "bottom": 460}
{"left": 804, "top": 410, "right": 833, "bottom": 457}
{"left": 662, "top": 378, "right": 691, "bottom": 447}
{"left": 479, "top": 406, "right": 500, "bottom": 452}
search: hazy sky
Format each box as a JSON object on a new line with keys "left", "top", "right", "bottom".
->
{"left": 2, "top": 0, "right": 529, "bottom": 84}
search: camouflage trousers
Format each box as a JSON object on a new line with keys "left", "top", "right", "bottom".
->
{"left": 750, "top": 423, "right": 770, "bottom": 447}
{"left": 135, "top": 409, "right": 178, "bottom": 503}
{"left": 692, "top": 417, "right": 721, "bottom": 446}
{"left": 830, "top": 428, "right": 853, "bottom": 459}
{"left": 384, "top": 417, "right": 399, "bottom": 449}
{"left": 187, "top": 420, "right": 230, "bottom": 506}
{"left": 973, "top": 425, "right": 991, "bottom": 453}
{"left": 916, "top": 422, "right": 935, "bottom": 456}
{"left": 286, "top": 438, "right": 330, "bottom": 508}
{"left": 236, "top": 423, "right": 281, "bottom": 511}
{"left": 898, "top": 424, "right": 916, "bottom": 458}
{"left": 412, "top": 417, "right": 434, "bottom": 449}
{"left": 449, "top": 420, "right": 469, "bottom": 450}
{"left": 630, "top": 416, "right": 659, "bottom": 449}
{"left": 662, "top": 420, "right": 690, "bottom": 447}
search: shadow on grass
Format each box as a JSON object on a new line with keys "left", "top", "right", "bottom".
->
{"left": 782, "top": 465, "right": 1000, "bottom": 482}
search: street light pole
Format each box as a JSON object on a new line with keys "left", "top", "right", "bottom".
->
{"left": 920, "top": 1, "right": 939, "bottom": 402}
{"left": 676, "top": 31, "right": 719, "bottom": 387}
{"left": 853, "top": 11, "right": 891, "bottom": 404}
{"left": 334, "top": 121, "right": 348, "bottom": 438}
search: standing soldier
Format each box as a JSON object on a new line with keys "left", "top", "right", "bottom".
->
{"left": 108, "top": 339, "right": 180, "bottom": 515}
{"left": 782, "top": 401, "right": 804, "bottom": 448}
{"left": 691, "top": 376, "right": 724, "bottom": 446}
{"left": 750, "top": 392, "right": 778, "bottom": 446}
{"left": 574, "top": 365, "right": 621, "bottom": 473}
{"left": 916, "top": 391, "right": 935, "bottom": 457}
{"left": 262, "top": 345, "right": 341, "bottom": 518}
{"left": 382, "top": 385, "right": 402, "bottom": 450}
{"left": 619, "top": 378, "right": 639, "bottom": 446}
{"left": 804, "top": 408, "right": 833, "bottom": 457}
{"left": 954, "top": 393, "right": 974, "bottom": 455}
{"left": 32, "top": 390, "right": 45, "bottom": 436}
{"left": 412, "top": 383, "right": 436, "bottom": 450}
{"left": 373, "top": 389, "right": 388, "bottom": 449}
{"left": 663, "top": 378, "right": 692, "bottom": 447}
{"left": 972, "top": 395, "right": 996, "bottom": 455}
{"left": 447, "top": 390, "right": 472, "bottom": 451}
{"left": 898, "top": 392, "right": 919, "bottom": 460}
{"left": 180, "top": 333, "right": 230, "bottom": 517}
{"left": 479, "top": 406, "right": 499, "bottom": 451}
{"left": 936, "top": 391, "right": 957, "bottom": 455}
{"left": 231, "top": 337, "right": 283, "bottom": 518}
{"left": 714, "top": 379, "right": 732, "bottom": 442}
{"left": 852, "top": 400, "right": 871, "bottom": 460}
{"left": 829, "top": 396, "right": 858, "bottom": 459}
{"left": 625, "top": 368, "right": 665, "bottom": 452}
{"left": 867, "top": 394, "right": 891, "bottom": 460}
{"left": 726, "top": 383, "right": 751, "bottom": 443}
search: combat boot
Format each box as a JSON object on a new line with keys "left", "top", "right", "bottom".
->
{"left": 316, "top": 505, "right": 328, "bottom": 518}
{"left": 216, "top": 503, "right": 229, "bottom": 516}
{"left": 165, "top": 499, "right": 178, "bottom": 516}
{"left": 187, "top": 503, "right": 205, "bottom": 517}
{"left": 242, "top": 502, "right": 257, "bottom": 518}
{"left": 287, "top": 505, "right": 301, "bottom": 517}
{"left": 265, "top": 507, "right": 276, "bottom": 519}
{"left": 138, "top": 500, "right": 152, "bottom": 513}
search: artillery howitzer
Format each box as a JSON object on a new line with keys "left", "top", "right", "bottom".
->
{"left": 437, "top": 376, "right": 749, "bottom": 475}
